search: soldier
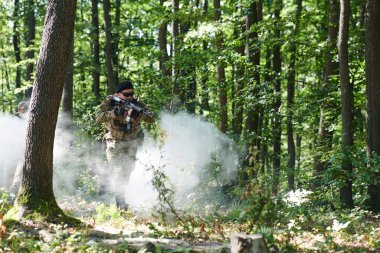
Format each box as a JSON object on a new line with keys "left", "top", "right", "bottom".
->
{"left": 96, "top": 80, "right": 154, "bottom": 209}
{"left": 15, "top": 100, "right": 29, "bottom": 118}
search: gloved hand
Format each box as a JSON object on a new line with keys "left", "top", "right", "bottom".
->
{"left": 114, "top": 107, "right": 125, "bottom": 116}
{"left": 130, "top": 109, "right": 141, "bottom": 119}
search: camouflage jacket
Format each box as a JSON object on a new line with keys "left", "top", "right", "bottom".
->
{"left": 96, "top": 95, "right": 154, "bottom": 140}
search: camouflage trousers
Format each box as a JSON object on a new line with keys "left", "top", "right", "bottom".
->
{"left": 104, "top": 132, "right": 143, "bottom": 203}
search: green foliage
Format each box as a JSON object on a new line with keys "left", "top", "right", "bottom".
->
{"left": 95, "top": 203, "right": 131, "bottom": 226}
{"left": 0, "top": 0, "right": 377, "bottom": 251}
{"left": 73, "top": 92, "right": 105, "bottom": 141}
{"left": 0, "top": 189, "right": 13, "bottom": 214}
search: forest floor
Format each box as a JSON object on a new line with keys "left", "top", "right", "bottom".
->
{"left": 1, "top": 194, "right": 380, "bottom": 252}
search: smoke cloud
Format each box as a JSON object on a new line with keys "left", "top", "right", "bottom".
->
{"left": 0, "top": 110, "right": 239, "bottom": 213}
{"left": 125, "top": 112, "right": 238, "bottom": 208}
{"left": 0, "top": 113, "right": 27, "bottom": 189}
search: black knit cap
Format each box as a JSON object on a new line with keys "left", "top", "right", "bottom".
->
{"left": 116, "top": 80, "right": 134, "bottom": 93}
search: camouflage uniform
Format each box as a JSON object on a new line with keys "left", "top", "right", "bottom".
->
{"left": 96, "top": 95, "right": 154, "bottom": 207}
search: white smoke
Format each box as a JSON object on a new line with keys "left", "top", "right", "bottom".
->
{"left": 124, "top": 111, "right": 238, "bottom": 209}
{"left": 0, "top": 113, "right": 28, "bottom": 189}
{"left": 1, "top": 110, "right": 239, "bottom": 213}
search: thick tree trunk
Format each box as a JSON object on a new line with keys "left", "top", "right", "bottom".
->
{"left": 365, "top": 0, "right": 380, "bottom": 212}
{"left": 16, "top": 0, "right": 78, "bottom": 223}
{"left": 103, "top": 0, "right": 116, "bottom": 94}
{"left": 338, "top": 0, "right": 354, "bottom": 209}
{"left": 272, "top": 0, "right": 282, "bottom": 195}
{"left": 286, "top": 0, "right": 302, "bottom": 191}
{"left": 214, "top": 0, "right": 228, "bottom": 133}
{"left": 91, "top": 0, "right": 100, "bottom": 99}
{"left": 313, "top": 0, "right": 339, "bottom": 189}
{"left": 25, "top": 0, "right": 35, "bottom": 98}
{"left": 13, "top": 0, "right": 21, "bottom": 89}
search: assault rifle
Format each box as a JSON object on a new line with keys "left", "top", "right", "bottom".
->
{"left": 111, "top": 95, "right": 153, "bottom": 118}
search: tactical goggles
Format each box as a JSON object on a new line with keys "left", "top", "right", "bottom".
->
{"left": 122, "top": 91, "right": 134, "bottom": 97}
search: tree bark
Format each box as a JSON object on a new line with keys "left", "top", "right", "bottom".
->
{"left": 172, "top": 0, "right": 180, "bottom": 95}
{"left": 338, "top": 0, "right": 354, "bottom": 209}
{"left": 63, "top": 30, "right": 74, "bottom": 120}
{"left": 245, "top": 0, "right": 263, "bottom": 173}
{"left": 260, "top": 49, "right": 272, "bottom": 175}
{"left": 13, "top": 0, "right": 22, "bottom": 89}
{"left": 112, "top": 0, "right": 121, "bottom": 85}
{"left": 232, "top": 23, "right": 245, "bottom": 136}
{"left": 16, "top": 0, "right": 78, "bottom": 223}
{"left": 200, "top": 0, "right": 210, "bottom": 114}
{"left": 272, "top": 0, "right": 282, "bottom": 195}
{"left": 91, "top": 0, "right": 100, "bottom": 99}
{"left": 286, "top": 0, "right": 302, "bottom": 191}
{"left": 313, "top": 0, "right": 339, "bottom": 189}
{"left": 25, "top": 0, "right": 35, "bottom": 98}
{"left": 181, "top": 3, "right": 197, "bottom": 114}
{"left": 103, "top": 0, "right": 116, "bottom": 94}
{"left": 246, "top": 1, "right": 260, "bottom": 137}
{"left": 214, "top": 0, "right": 228, "bottom": 133}
{"left": 159, "top": 0, "right": 170, "bottom": 78}
{"left": 365, "top": 0, "right": 380, "bottom": 212}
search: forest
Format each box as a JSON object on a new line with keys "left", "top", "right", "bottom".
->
{"left": 0, "top": 0, "right": 379, "bottom": 252}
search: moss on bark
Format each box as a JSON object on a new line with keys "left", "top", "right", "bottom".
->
{"left": 5, "top": 192, "right": 81, "bottom": 227}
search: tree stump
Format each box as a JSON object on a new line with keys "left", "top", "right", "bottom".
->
{"left": 230, "top": 233, "right": 269, "bottom": 253}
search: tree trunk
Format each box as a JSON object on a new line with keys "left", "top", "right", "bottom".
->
{"left": 260, "top": 49, "right": 272, "bottom": 175}
{"left": 313, "top": 0, "right": 339, "bottom": 189}
{"left": 182, "top": 4, "right": 197, "bottom": 114}
{"left": 232, "top": 23, "right": 245, "bottom": 136}
{"left": 63, "top": 30, "right": 74, "bottom": 120}
{"left": 246, "top": 1, "right": 260, "bottom": 136}
{"left": 172, "top": 0, "right": 180, "bottom": 96}
{"left": 296, "top": 134, "right": 302, "bottom": 187}
{"left": 159, "top": 0, "right": 170, "bottom": 78}
{"left": 16, "top": 0, "right": 78, "bottom": 223}
{"left": 91, "top": 0, "right": 100, "bottom": 99}
{"left": 245, "top": 0, "right": 262, "bottom": 173}
{"left": 103, "top": 0, "right": 116, "bottom": 94}
{"left": 187, "top": 62, "right": 197, "bottom": 114}
{"left": 365, "top": 0, "right": 380, "bottom": 212}
{"left": 214, "top": 0, "right": 228, "bottom": 133}
{"left": 112, "top": 0, "right": 120, "bottom": 85}
{"left": 272, "top": 0, "right": 282, "bottom": 195}
{"left": 286, "top": 0, "right": 302, "bottom": 191}
{"left": 256, "top": 1, "right": 264, "bottom": 174}
{"left": 338, "top": 0, "right": 354, "bottom": 209}
{"left": 13, "top": 0, "right": 22, "bottom": 89}
{"left": 25, "top": 0, "right": 35, "bottom": 98}
{"left": 200, "top": 0, "right": 210, "bottom": 115}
